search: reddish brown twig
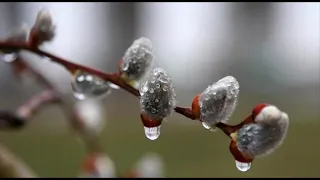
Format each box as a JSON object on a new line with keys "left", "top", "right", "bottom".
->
{"left": 0, "top": 41, "right": 139, "bottom": 96}
{"left": 0, "top": 41, "right": 250, "bottom": 139}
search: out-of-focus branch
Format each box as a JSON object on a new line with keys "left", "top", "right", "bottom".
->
{"left": 16, "top": 89, "right": 60, "bottom": 119}
{"left": 0, "top": 111, "right": 26, "bottom": 129}
{"left": 0, "top": 144, "right": 37, "bottom": 178}
{"left": 0, "top": 53, "right": 105, "bottom": 176}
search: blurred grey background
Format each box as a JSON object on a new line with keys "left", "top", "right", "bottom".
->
{"left": 0, "top": 2, "right": 319, "bottom": 177}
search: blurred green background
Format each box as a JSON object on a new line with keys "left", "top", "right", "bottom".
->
{"left": 0, "top": 2, "right": 319, "bottom": 178}
{"left": 0, "top": 93, "right": 319, "bottom": 177}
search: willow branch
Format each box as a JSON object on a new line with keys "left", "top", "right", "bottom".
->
{"left": 0, "top": 144, "right": 38, "bottom": 178}
{"left": 0, "top": 41, "right": 198, "bottom": 120}
{"left": 0, "top": 41, "right": 247, "bottom": 136}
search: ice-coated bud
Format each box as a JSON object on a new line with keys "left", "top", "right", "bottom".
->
{"left": 236, "top": 105, "right": 289, "bottom": 158}
{"left": 79, "top": 153, "right": 116, "bottom": 178}
{"left": 198, "top": 76, "right": 239, "bottom": 128}
{"left": 135, "top": 152, "right": 165, "bottom": 178}
{"left": 140, "top": 68, "right": 176, "bottom": 121}
{"left": 31, "top": 9, "right": 56, "bottom": 44}
{"left": 120, "top": 37, "right": 154, "bottom": 81}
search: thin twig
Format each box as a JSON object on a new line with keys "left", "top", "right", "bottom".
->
{"left": 16, "top": 89, "right": 59, "bottom": 119}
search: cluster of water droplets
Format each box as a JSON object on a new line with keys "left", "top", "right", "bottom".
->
{"left": 121, "top": 37, "right": 154, "bottom": 84}
{"left": 236, "top": 110, "right": 289, "bottom": 158}
{"left": 235, "top": 160, "right": 251, "bottom": 172}
{"left": 198, "top": 76, "right": 239, "bottom": 131}
{"left": 33, "top": 9, "right": 56, "bottom": 44}
{"left": 71, "top": 70, "right": 119, "bottom": 100}
{"left": 140, "top": 68, "right": 176, "bottom": 140}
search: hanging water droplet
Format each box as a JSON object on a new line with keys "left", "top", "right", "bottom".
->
{"left": 149, "top": 88, "right": 154, "bottom": 93}
{"left": 1, "top": 53, "right": 17, "bottom": 63}
{"left": 202, "top": 122, "right": 211, "bottom": 130}
{"left": 109, "top": 83, "right": 120, "bottom": 89}
{"left": 71, "top": 70, "right": 111, "bottom": 100}
{"left": 156, "top": 83, "right": 160, "bottom": 89}
{"left": 144, "top": 126, "right": 161, "bottom": 140}
{"left": 235, "top": 160, "right": 251, "bottom": 172}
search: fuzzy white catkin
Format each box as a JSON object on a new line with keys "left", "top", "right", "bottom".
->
{"left": 198, "top": 76, "right": 239, "bottom": 127}
{"left": 236, "top": 106, "right": 289, "bottom": 158}
{"left": 33, "top": 9, "right": 56, "bottom": 43}
{"left": 140, "top": 67, "right": 176, "bottom": 121}
{"left": 121, "top": 37, "right": 154, "bottom": 81}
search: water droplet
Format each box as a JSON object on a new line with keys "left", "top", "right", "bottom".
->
{"left": 1, "top": 53, "right": 17, "bottom": 63}
{"left": 159, "top": 77, "right": 168, "bottom": 84}
{"left": 109, "top": 83, "right": 120, "bottom": 89}
{"left": 144, "top": 126, "right": 161, "bottom": 140}
{"left": 235, "top": 160, "right": 251, "bottom": 172}
{"left": 162, "top": 85, "right": 168, "bottom": 91}
{"left": 202, "top": 122, "right": 211, "bottom": 130}
{"left": 151, "top": 108, "right": 157, "bottom": 114}
{"left": 141, "top": 82, "right": 148, "bottom": 93}
{"left": 132, "top": 46, "right": 139, "bottom": 53}
{"left": 156, "top": 83, "right": 160, "bottom": 88}
{"left": 121, "top": 62, "right": 129, "bottom": 71}
{"left": 149, "top": 88, "right": 154, "bottom": 93}
{"left": 71, "top": 71, "right": 111, "bottom": 100}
